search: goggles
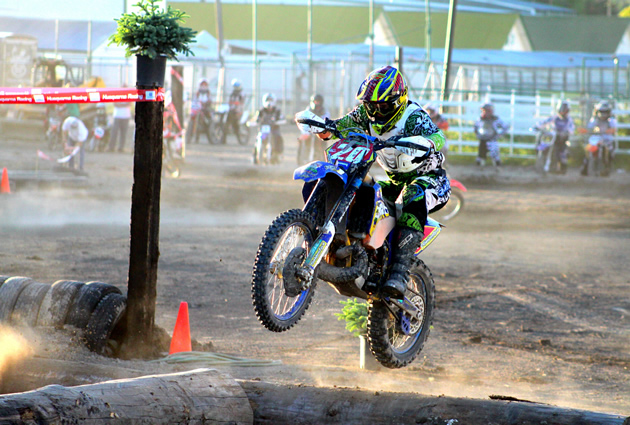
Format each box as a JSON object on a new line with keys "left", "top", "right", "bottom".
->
{"left": 364, "top": 100, "right": 397, "bottom": 119}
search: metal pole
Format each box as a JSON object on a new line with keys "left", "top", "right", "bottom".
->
{"left": 87, "top": 21, "right": 92, "bottom": 80}
{"left": 252, "top": 0, "right": 258, "bottom": 112}
{"left": 369, "top": 0, "right": 374, "bottom": 71}
{"left": 440, "top": 0, "right": 457, "bottom": 102}
{"left": 613, "top": 56, "right": 619, "bottom": 100}
{"left": 216, "top": 0, "right": 226, "bottom": 104}
{"left": 425, "top": 0, "right": 431, "bottom": 70}
{"left": 308, "top": 0, "right": 313, "bottom": 97}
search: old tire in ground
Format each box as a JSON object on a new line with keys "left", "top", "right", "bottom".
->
{"left": 0, "top": 276, "right": 10, "bottom": 288}
{"left": 0, "top": 277, "right": 33, "bottom": 323}
{"left": 11, "top": 281, "right": 51, "bottom": 326}
{"left": 66, "top": 282, "right": 122, "bottom": 330}
{"left": 37, "top": 280, "right": 84, "bottom": 328}
{"left": 84, "top": 293, "right": 127, "bottom": 355}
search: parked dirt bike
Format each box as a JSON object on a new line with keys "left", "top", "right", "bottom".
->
{"left": 251, "top": 114, "right": 441, "bottom": 369}
{"left": 430, "top": 177, "right": 466, "bottom": 222}
{"left": 86, "top": 105, "right": 111, "bottom": 152}
{"left": 582, "top": 127, "right": 612, "bottom": 177}
{"left": 186, "top": 100, "right": 218, "bottom": 144}
{"left": 249, "top": 116, "right": 285, "bottom": 165}
{"left": 220, "top": 106, "right": 251, "bottom": 146}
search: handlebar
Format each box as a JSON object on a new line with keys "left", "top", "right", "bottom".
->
{"left": 296, "top": 118, "right": 430, "bottom": 153}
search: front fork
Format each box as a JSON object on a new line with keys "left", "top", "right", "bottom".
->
{"left": 296, "top": 177, "right": 362, "bottom": 287}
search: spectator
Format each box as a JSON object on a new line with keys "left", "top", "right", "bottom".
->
{"left": 109, "top": 101, "right": 133, "bottom": 152}
{"left": 62, "top": 116, "right": 88, "bottom": 173}
{"left": 473, "top": 103, "right": 508, "bottom": 167}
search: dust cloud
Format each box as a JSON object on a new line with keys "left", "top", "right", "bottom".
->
{"left": 0, "top": 326, "right": 33, "bottom": 376}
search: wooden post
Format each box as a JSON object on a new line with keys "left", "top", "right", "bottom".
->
{"left": 124, "top": 85, "right": 164, "bottom": 358}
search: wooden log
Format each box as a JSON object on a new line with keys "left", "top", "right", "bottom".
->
{"left": 0, "top": 368, "right": 253, "bottom": 424}
{"left": 240, "top": 380, "right": 629, "bottom": 425}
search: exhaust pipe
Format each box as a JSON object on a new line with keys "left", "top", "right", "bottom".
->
{"left": 316, "top": 244, "right": 368, "bottom": 284}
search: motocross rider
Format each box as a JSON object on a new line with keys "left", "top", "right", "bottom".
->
{"left": 581, "top": 100, "right": 617, "bottom": 176}
{"left": 223, "top": 78, "right": 245, "bottom": 144}
{"left": 297, "top": 65, "right": 450, "bottom": 300}
{"left": 192, "top": 78, "right": 213, "bottom": 143}
{"left": 252, "top": 93, "right": 286, "bottom": 160}
{"left": 298, "top": 94, "right": 330, "bottom": 164}
{"left": 534, "top": 99, "right": 574, "bottom": 174}
{"left": 473, "top": 103, "right": 508, "bottom": 167}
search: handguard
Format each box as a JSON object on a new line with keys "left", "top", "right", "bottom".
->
{"left": 295, "top": 109, "right": 326, "bottom": 134}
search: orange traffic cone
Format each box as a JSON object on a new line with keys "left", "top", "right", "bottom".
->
{"left": 169, "top": 301, "right": 192, "bottom": 354}
{"left": 1, "top": 168, "right": 10, "bottom": 194}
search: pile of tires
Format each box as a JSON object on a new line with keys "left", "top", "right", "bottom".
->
{"left": 0, "top": 275, "right": 127, "bottom": 356}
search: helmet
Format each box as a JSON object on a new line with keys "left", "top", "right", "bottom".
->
{"left": 310, "top": 94, "right": 324, "bottom": 110}
{"left": 557, "top": 99, "right": 570, "bottom": 116}
{"left": 595, "top": 100, "right": 611, "bottom": 119}
{"left": 262, "top": 93, "right": 275, "bottom": 108}
{"left": 480, "top": 102, "right": 494, "bottom": 117}
{"left": 231, "top": 79, "right": 242, "bottom": 90}
{"left": 356, "top": 65, "right": 408, "bottom": 134}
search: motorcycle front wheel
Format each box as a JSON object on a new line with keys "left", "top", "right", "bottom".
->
{"left": 252, "top": 209, "right": 317, "bottom": 332}
{"left": 367, "top": 259, "right": 435, "bottom": 368}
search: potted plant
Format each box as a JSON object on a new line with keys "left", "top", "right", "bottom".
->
{"left": 109, "top": 0, "right": 197, "bottom": 87}
{"left": 336, "top": 298, "right": 380, "bottom": 370}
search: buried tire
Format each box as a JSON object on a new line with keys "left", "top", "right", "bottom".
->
{"left": 84, "top": 293, "right": 127, "bottom": 355}
{"left": 11, "top": 281, "right": 50, "bottom": 326}
{"left": 37, "top": 280, "right": 84, "bottom": 328}
{"left": 0, "top": 277, "right": 33, "bottom": 323}
{"left": 66, "top": 282, "right": 122, "bottom": 329}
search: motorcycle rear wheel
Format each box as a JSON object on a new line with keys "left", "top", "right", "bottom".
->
{"left": 367, "top": 259, "right": 435, "bottom": 368}
{"left": 252, "top": 209, "right": 317, "bottom": 332}
{"left": 430, "top": 187, "right": 464, "bottom": 222}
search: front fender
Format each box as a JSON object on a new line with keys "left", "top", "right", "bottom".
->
{"left": 450, "top": 178, "right": 467, "bottom": 192}
{"left": 293, "top": 161, "right": 348, "bottom": 184}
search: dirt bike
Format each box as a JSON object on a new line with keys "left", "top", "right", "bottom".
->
{"left": 430, "top": 177, "right": 466, "bottom": 222}
{"left": 186, "top": 100, "right": 217, "bottom": 144}
{"left": 582, "top": 127, "right": 613, "bottom": 177}
{"left": 531, "top": 127, "right": 555, "bottom": 175}
{"left": 249, "top": 118, "right": 284, "bottom": 165}
{"left": 251, "top": 114, "right": 441, "bottom": 369}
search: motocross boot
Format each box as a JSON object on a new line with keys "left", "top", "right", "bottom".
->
{"left": 382, "top": 227, "right": 424, "bottom": 300}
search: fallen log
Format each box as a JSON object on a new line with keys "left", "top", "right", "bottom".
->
{"left": 0, "top": 368, "right": 253, "bottom": 424}
{"left": 240, "top": 380, "right": 629, "bottom": 425}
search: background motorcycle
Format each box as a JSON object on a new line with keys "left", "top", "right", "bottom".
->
{"left": 251, "top": 114, "right": 441, "bottom": 369}
{"left": 186, "top": 100, "right": 216, "bottom": 144}
{"left": 249, "top": 116, "right": 285, "bottom": 165}
{"left": 163, "top": 103, "right": 185, "bottom": 178}
{"left": 583, "top": 127, "right": 613, "bottom": 177}
{"left": 531, "top": 127, "right": 556, "bottom": 175}
{"left": 430, "top": 176, "right": 466, "bottom": 222}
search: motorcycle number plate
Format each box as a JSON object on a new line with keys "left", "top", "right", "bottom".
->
{"left": 261, "top": 125, "right": 271, "bottom": 133}
{"left": 326, "top": 140, "right": 374, "bottom": 165}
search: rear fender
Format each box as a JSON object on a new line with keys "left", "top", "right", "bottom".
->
{"left": 450, "top": 178, "right": 467, "bottom": 192}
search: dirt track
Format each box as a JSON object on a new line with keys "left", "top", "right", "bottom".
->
{"left": 1, "top": 131, "right": 629, "bottom": 418}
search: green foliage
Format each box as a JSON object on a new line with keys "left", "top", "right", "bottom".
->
{"left": 335, "top": 298, "right": 368, "bottom": 337}
{"left": 109, "top": 0, "right": 197, "bottom": 60}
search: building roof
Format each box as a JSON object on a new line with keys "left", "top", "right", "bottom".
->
{"left": 378, "top": 11, "right": 519, "bottom": 49}
{"left": 520, "top": 15, "right": 630, "bottom": 53}
{"left": 0, "top": 17, "right": 116, "bottom": 53}
{"left": 180, "top": 2, "right": 377, "bottom": 44}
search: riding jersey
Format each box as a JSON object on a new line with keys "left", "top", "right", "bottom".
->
{"left": 536, "top": 115, "right": 575, "bottom": 136}
{"left": 331, "top": 102, "right": 446, "bottom": 177}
